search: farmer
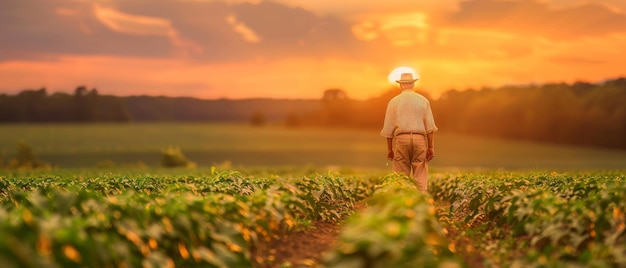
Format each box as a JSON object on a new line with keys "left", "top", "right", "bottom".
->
{"left": 380, "top": 72, "right": 438, "bottom": 193}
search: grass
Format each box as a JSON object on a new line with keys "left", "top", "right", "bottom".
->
{"left": 0, "top": 122, "right": 625, "bottom": 170}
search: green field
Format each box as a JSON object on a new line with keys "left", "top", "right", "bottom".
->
{"left": 0, "top": 169, "right": 624, "bottom": 267}
{"left": 1, "top": 123, "right": 625, "bottom": 170}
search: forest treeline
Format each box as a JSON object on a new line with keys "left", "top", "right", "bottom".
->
{"left": 1, "top": 77, "right": 625, "bottom": 149}
{"left": 433, "top": 78, "right": 626, "bottom": 149}
{"left": 0, "top": 86, "right": 320, "bottom": 123}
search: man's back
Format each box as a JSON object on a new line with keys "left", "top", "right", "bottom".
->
{"left": 381, "top": 90, "right": 437, "bottom": 138}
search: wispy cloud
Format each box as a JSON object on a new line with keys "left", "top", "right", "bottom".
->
{"left": 226, "top": 14, "right": 262, "bottom": 43}
{"left": 94, "top": 4, "right": 174, "bottom": 37}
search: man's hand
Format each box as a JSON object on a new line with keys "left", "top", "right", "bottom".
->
{"left": 387, "top": 149, "right": 394, "bottom": 160}
{"left": 426, "top": 148, "right": 435, "bottom": 161}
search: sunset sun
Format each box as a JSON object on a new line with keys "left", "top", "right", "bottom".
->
{"left": 388, "top": 66, "right": 419, "bottom": 84}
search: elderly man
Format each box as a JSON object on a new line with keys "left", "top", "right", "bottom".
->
{"left": 380, "top": 72, "right": 438, "bottom": 193}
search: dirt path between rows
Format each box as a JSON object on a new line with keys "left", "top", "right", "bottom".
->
{"left": 252, "top": 203, "right": 366, "bottom": 267}
{"left": 252, "top": 220, "right": 342, "bottom": 267}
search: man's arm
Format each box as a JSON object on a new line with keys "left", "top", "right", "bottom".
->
{"left": 426, "top": 132, "right": 435, "bottom": 161}
{"left": 386, "top": 138, "right": 394, "bottom": 160}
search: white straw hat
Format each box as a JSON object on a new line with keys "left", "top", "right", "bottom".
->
{"left": 395, "top": 73, "right": 419, "bottom": 83}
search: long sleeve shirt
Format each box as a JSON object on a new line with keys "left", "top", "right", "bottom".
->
{"left": 380, "top": 89, "right": 438, "bottom": 138}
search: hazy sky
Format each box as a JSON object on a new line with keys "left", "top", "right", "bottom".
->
{"left": 1, "top": 0, "right": 625, "bottom": 99}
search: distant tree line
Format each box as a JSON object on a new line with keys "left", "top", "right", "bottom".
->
{"left": 292, "top": 78, "right": 626, "bottom": 150}
{"left": 1, "top": 77, "right": 625, "bottom": 149}
{"left": 433, "top": 78, "right": 626, "bottom": 149}
{"left": 0, "top": 87, "right": 320, "bottom": 123}
{"left": 0, "top": 86, "right": 131, "bottom": 122}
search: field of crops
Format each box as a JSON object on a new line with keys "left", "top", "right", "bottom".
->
{"left": 0, "top": 168, "right": 624, "bottom": 267}
{"left": 0, "top": 168, "right": 378, "bottom": 267}
{"left": 431, "top": 171, "right": 626, "bottom": 267}
{"left": 0, "top": 167, "right": 462, "bottom": 267}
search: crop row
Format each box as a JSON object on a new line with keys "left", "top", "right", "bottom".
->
{"left": 430, "top": 172, "right": 626, "bottom": 267}
{"left": 0, "top": 171, "right": 376, "bottom": 267}
{"left": 324, "top": 173, "right": 462, "bottom": 267}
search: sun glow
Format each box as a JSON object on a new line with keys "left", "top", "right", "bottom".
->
{"left": 388, "top": 66, "right": 419, "bottom": 84}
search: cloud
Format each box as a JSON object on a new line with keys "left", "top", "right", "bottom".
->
{"left": 446, "top": 0, "right": 626, "bottom": 39}
{"left": 0, "top": 0, "right": 174, "bottom": 60}
{"left": 227, "top": 1, "right": 365, "bottom": 59}
{"left": 0, "top": 0, "right": 366, "bottom": 62}
{"left": 352, "top": 12, "right": 430, "bottom": 47}
{"left": 93, "top": 4, "right": 174, "bottom": 37}
{"left": 226, "top": 14, "right": 262, "bottom": 43}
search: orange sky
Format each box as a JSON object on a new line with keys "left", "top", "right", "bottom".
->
{"left": 1, "top": 0, "right": 625, "bottom": 100}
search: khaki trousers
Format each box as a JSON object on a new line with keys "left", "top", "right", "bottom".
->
{"left": 393, "top": 134, "right": 428, "bottom": 193}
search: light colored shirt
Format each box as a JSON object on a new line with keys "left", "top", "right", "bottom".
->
{"left": 380, "top": 89, "right": 438, "bottom": 138}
